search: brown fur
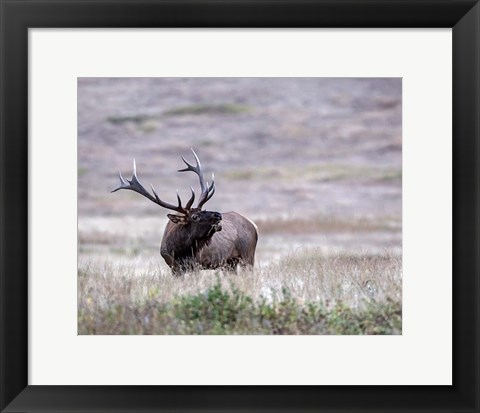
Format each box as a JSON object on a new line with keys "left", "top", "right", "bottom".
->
{"left": 160, "top": 211, "right": 258, "bottom": 275}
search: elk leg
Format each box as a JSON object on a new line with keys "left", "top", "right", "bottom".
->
{"left": 224, "top": 258, "right": 240, "bottom": 273}
{"left": 171, "top": 265, "right": 185, "bottom": 277}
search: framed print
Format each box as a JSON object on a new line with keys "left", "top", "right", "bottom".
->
{"left": 1, "top": 1, "right": 479, "bottom": 412}
{"left": 31, "top": 29, "right": 451, "bottom": 387}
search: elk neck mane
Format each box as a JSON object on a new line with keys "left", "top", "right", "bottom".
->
{"left": 164, "top": 221, "right": 214, "bottom": 258}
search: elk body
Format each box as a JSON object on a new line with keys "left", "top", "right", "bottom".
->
{"left": 112, "top": 149, "right": 258, "bottom": 276}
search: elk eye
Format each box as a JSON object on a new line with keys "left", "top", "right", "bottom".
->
{"left": 191, "top": 214, "right": 199, "bottom": 222}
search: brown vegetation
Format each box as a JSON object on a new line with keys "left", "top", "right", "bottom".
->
{"left": 78, "top": 251, "right": 401, "bottom": 335}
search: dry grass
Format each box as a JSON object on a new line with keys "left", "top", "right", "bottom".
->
{"left": 78, "top": 250, "right": 401, "bottom": 335}
{"left": 255, "top": 216, "right": 400, "bottom": 235}
{"left": 223, "top": 164, "right": 401, "bottom": 183}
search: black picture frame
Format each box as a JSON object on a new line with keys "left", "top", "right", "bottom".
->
{"left": 1, "top": 1, "right": 478, "bottom": 412}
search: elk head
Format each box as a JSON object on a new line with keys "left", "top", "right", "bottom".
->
{"left": 111, "top": 149, "right": 222, "bottom": 242}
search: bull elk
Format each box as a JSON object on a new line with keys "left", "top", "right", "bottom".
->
{"left": 112, "top": 149, "right": 258, "bottom": 276}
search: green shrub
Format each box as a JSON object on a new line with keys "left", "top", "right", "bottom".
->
{"left": 78, "top": 280, "right": 401, "bottom": 335}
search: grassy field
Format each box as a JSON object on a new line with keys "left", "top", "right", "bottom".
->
{"left": 78, "top": 250, "right": 402, "bottom": 335}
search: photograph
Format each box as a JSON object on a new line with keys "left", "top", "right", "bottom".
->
{"left": 3, "top": 0, "right": 478, "bottom": 409}
{"left": 77, "top": 77, "right": 402, "bottom": 335}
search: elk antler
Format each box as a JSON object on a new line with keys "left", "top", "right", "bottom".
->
{"left": 178, "top": 148, "right": 215, "bottom": 209}
{"left": 111, "top": 159, "right": 195, "bottom": 215}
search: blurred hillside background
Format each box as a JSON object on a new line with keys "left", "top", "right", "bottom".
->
{"left": 78, "top": 77, "right": 401, "bottom": 271}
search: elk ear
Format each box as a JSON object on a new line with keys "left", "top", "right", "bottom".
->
{"left": 167, "top": 214, "right": 187, "bottom": 224}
